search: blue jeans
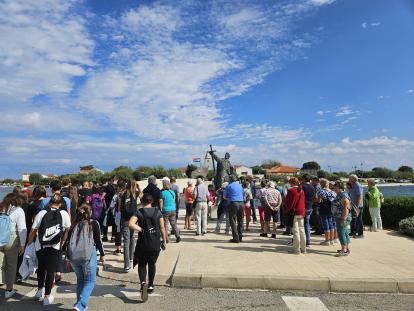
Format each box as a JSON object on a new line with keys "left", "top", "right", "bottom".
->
{"left": 351, "top": 207, "right": 364, "bottom": 236}
{"left": 304, "top": 209, "right": 312, "bottom": 245}
{"left": 250, "top": 199, "right": 257, "bottom": 221}
{"left": 72, "top": 247, "right": 97, "bottom": 311}
{"left": 321, "top": 214, "right": 336, "bottom": 232}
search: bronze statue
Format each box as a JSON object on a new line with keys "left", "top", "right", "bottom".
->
{"left": 209, "top": 150, "right": 234, "bottom": 190}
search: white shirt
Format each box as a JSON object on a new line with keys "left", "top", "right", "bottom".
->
{"left": 32, "top": 209, "right": 71, "bottom": 251}
{"left": 9, "top": 206, "right": 27, "bottom": 246}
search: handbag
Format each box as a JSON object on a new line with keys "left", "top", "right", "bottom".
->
{"left": 286, "top": 190, "right": 303, "bottom": 228}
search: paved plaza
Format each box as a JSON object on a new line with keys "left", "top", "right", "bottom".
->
{"left": 100, "top": 210, "right": 414, "bottom": 293}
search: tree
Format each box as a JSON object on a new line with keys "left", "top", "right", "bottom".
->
{"left": 29, "top": 173, "right": 42, "bottom": 185}
{"left": 111, "top": 166, "right": 133, "bottom": 181}
{"left": 393, "top": 171, "right": 414, "bottom": 180}
{"left": 261, "top": 160, "right": 281, "bottom": 169}
{"left": 185, "top": 164, "right": 198, "bottom": 178}
{"left": 252, "top": 165, "right": 266, "bottom": 175}
{"left": 151, "top": 166, "right": 168, "bottom": 179}
{"left": 2, "top": 178, "right": 16, "bottom": 184}
{"left": 317, "top": 170, "right": 330, "bottom": 179}
{"left": 371, "top": 167, "right": 394, "bottom": 179}
{"left": 398, "top": 166, "right": 414, "bottom": 173}
{"left": 302, "top": 161, "right": 321, "bottom": 171}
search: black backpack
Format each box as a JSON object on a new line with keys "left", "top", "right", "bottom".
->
{"left": 38, "top": 208, "right": 64, "bottom": 248}
{"left": 122, "top": 192, "right": 138, "bottom": 219}
{"left": 140, "top": 208, "right": 161, "bottom": 252}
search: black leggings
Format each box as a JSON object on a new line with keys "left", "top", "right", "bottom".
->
{"left": 137, "top": 251, "right": 160, "bottom": 287}
{"left": 36, "top": 248, "right": 59, "bottom": 295}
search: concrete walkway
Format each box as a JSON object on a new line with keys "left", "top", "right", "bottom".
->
{"left": 98, "top": 211, "right": 414, "bottom": 293}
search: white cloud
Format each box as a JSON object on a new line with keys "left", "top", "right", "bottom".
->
{"left": 1, "top": 135, "right": 412, "bottom": 176}
{"left": 309, "top": 0, "right": 336, "bottom": 5}
{"left": 74, "top": 1, "right": 326, "bottom": 141}
{"left": 362, "top": 21, "right": 381, "bottom": 29}
{"left": 0, "top": 0, "right": 94, "bottom": 102}
{"left": 407, "top": 89, "right": 414, "bottom": 94}
{"left": 335, "top": 106, "right": 353, "bottom": 117}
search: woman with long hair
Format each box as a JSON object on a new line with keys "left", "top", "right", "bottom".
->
{"left": 27, "top": 193, "right": 71, "bottom": 305}
{"left": 129, "top": 193, "right": 167, "bottom": 302}
{"left": 0, "top": 194, "right": 27, "bottom": 299}
{"left": 121, "top": 179, "right": 142, "bottom": 272}
{"left": 67, "top": 203, "right": 105, "bottom": 311}
{"left": 69, "top": 186, "right": 79, "bottom": 223}
{"left": 284, "top": 177, "right": 306, "bottom": 255}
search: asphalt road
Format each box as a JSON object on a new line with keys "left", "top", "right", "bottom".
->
{"left": 2, "top": 273, "right": 414, "bottom": 311}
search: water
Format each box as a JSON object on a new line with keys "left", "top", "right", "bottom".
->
{"left": 1, "top": 185, "right": 413, "bottom": 202}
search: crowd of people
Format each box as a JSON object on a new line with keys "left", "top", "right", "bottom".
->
{"left": 0, "top": 173, "right": 384, "bottom": 308}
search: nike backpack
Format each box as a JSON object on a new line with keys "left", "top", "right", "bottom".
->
{"left": 38, "top": 208, "right": 64, "bottom": 248}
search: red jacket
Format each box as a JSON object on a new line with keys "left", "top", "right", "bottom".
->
{"left": 285, "top": 187, "right": 305, "bottom": 217}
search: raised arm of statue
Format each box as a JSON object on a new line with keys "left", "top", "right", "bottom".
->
{"left": 209, "top": 151, "right": 221, "bottom": 163}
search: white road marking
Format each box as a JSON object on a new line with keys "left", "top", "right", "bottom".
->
{"left": 18, "top": 284, "right": 163, "bottom": 299}
{"left": 282, "top": 296, "right": 329, "bottom": 311}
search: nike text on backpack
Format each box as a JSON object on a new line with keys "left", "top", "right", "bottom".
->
{"left": 38, "top": 208, "right": 64, "bottom": 248}
{"left": 91, "top": 196, "right": 105, "bottom": 220}
{"left": 68, "top": 221, "right": 94, "bottom": 261}
{"left": 141, "top": 209, "right": 161, "bottom": 252}
{"left": 0, "top": 207, "right": 14, "bottom": 248}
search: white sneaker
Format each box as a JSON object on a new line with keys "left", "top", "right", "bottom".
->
{"left": 43, "top": 295, "right": 54, "bottom": 305}
{"left": 5, "top": 289, "right": 16, "bottom": 299}
{"left": 329, "top": 240, "right": 334, "bottom": 246}
{"left": 35, "top": 288, "right": 44, "bottom": 300}
{"left": 320, "top": 240, "right": 330, "bottom": 246}
{"left": 334, "top": 239, "right": 339, "bottom": 244}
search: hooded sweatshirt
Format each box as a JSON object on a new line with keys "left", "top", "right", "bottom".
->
{"left": 365, "top": 186, "right": 382, "bottom": 208}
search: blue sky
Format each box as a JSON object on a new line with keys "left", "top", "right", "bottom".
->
{"left": 1, "top": 0, "right": 414, "bottom": 178}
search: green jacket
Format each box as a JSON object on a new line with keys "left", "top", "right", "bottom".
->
{"left": 364, "top": 186, "right": 382, "bottom": 208}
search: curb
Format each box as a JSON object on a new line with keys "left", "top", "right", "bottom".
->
{"left": 97, "top": 266, "right": 172, "bottom": 286}
{"left": 171, "top": 273, "right": 414, "bottom": 294}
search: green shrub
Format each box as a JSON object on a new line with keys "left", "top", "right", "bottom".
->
{"left": 363, "top": 196, "right": 414, "bottom": 228}
{"left": 399, "top": 216, "right": 414, "bottom": 237}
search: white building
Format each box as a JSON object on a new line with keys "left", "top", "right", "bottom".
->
{"left": 234, "top": 165, "right": 253, "bottom": 177}
{"left": 22, "top": 173, "right": 31, "bottom": 182}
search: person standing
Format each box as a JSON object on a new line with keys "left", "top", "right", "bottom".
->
{"left": 242, "top": 182, "right": 253, "bottom": 231}
{"left": 332, "top": 181, "right": 352, "bottom": 256}
{"left": 315, "top": 179, "right": 337, "bottom": 245}
{"left": 285, "top": 178, "right": 306, "bottom": 254}
{"left": 143, "top": 176, "right": 162, "bottom": 209}
{"left": 39, "top": 179, "right": 71, "bottom": 284}
{"left": 262, "top": 181, "right": 282, "bottom": 238}
{"left": 129, "top": 194, "right": 167, "bottom": 302}
{"left": 215, "top": 182, "right": 230, "bottom": 234}
{"left": 170, "top": 178, "right": 181, "bottom": 220}
{"left": 160, "top": 180, "right": 181, "bottom": 243}
{"left": 0, "top": 194, "right": 27, "bottom": 299}
{"left": 348, "top": 174, "right": 364, "bottom": 238}
{"left": 67, "top": 204, "right": 105, "bottom": 311}
{"left": 120, "top": 180, "right": 142, "bottom": 272}
{"left": 27, "top": 193, "right": 71, "bottom": 305}
{"left": 310, "top": 177, "right": 324, "bottom": 236}
{"left": 102, "top": 176, "right": 118, "bottom": 242}
{"left": 301, "top": 175, "right": 315, "bottom": 247}
{"left": 224, "top": 176, "right": 244, "bottom": 243}
{"left": 184, "top": 181, "right": 195, "bottom": 230}
{"left": 192, "top": 178, "right": 209, "bottom": 236}
{"left": 365, "top": 179, "right": 383, "bottom": 232}
{"left": 247, "top": 176, "right": 257, "bottom": 223}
